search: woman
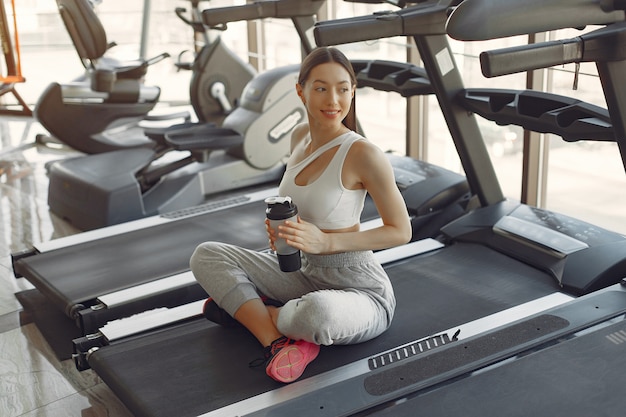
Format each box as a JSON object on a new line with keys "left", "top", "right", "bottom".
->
{"left": 189, "top": 47, "right": 411, "bottom": 384}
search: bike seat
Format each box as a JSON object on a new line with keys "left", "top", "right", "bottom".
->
{"left": 57, "top": 0, "right": 169, "bottom": 80}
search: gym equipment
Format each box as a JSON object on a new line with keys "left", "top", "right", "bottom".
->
{"left": 453, "top": 20, "right": 626, "bottom": 169}
{"left": 46, "top": 63, "right": 305, "bottom": 231}
{"left": 173, "top": 0, "right": 254, "bottom": 125}
{"left": 82, "top": 279, "right": 626, "bottom": 416}
{"left": 15, "top": 150, "right": 470, "bottom": 338}
{"left": 34, "top": 0, "right": 179, "bottom": 154}
{"left": 58, "top": 1, "right": 626, "bottom": 415}
{"left": 43, "top": 59, "right": 438, "bottom": 231}
{"left": 43, "top": 0, "right": 329, "bottom": 231}
{"left": 175, "top": 0, "right": 320, "bottom": 124}
{"left": 34, "top": 0, "right": 322, "bottom": 155}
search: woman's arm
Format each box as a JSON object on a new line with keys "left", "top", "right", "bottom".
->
{"left": 325, "top": 140, "right": 412, "bottom": 252}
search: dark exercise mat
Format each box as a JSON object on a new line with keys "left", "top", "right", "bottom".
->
{"left": 372, "top": 314, "right": 626, "bottom": 417}
{"left": 89, "top": 242, "right": 561, "bottom": 417}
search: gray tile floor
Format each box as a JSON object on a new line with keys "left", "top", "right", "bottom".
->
{"left": 0, "top": 115, "right": 133, "bottom": 417}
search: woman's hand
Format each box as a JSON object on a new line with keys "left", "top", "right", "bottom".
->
{"left": 277, "top": 216, "right": 329, "bottom": 255}
{"left": 265, "top": 218, "right": 277, "bottom": 252}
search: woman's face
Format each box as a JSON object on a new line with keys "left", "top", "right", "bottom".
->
{"left": 297, "top": 62, "right": 355, "bottom": 130}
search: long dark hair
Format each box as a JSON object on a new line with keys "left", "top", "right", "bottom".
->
{"left": 298, "top": 47, "right": 357, "bottom": 132}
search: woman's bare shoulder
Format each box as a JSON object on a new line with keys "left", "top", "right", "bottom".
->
{"left": 348, "top": 137, "right": 386, "bottom": 162}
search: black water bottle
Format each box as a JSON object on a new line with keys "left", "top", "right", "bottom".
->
{"left": 265, "top": 196, "right": 301, "bottom": 272}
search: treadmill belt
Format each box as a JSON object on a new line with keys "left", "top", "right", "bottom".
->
{"left": 88, "top": 243, "right": 561, "bottom": 417}
{"left": 372, "top": 315, "right": 626, "bottom": 417}
{"left": 15, "top": 200, "right": 268, "bottom": 315}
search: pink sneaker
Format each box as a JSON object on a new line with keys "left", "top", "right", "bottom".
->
{"left": 264, "top": 336, "right": 320, "bottom": 383}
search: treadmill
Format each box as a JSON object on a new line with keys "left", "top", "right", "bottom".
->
{"left": 64, "top": 1, "right": 626, "bottom": 416}
{"left": 11, "top": 50, "right": 471, "bottom": 347}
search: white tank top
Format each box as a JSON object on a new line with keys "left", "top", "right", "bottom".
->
{"left": 278, "top": 131, "right": 367, "bottom": 230}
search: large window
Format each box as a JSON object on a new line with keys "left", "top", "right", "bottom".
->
{"left": 543, "top": 28, "right": 626, "bottom": 234}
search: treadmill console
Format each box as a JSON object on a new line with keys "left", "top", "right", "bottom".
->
{"left": 442, "top": 201, "right": 626, "bottom": 295}
{"left": 384, "top": 154, "right": 471, "bottom": 241}
{"left": 387, "top": 153, "right": 470, "bottom": 214}
{"left": 389, "top": 153, "right": 429, "bottom": 189}
{"left": 493, "top": 205, "right": 623, "bottom": 257}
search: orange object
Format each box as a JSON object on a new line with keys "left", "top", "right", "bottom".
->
{"left": 0, "top": 0, "right": 31, "bottom": 115}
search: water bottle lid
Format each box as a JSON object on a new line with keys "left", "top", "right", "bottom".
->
{"left": 265, "top": 196, "right": 298, "bottom": 220}
{"left": 265, "top": 196, "right": 292, "bottom": 205}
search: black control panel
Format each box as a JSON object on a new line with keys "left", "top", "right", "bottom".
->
{"left": 494, "top": 205, "right": 625, "bottom": 256}
{"left": 442, "top": 200, "right": 626, "bottom": 295}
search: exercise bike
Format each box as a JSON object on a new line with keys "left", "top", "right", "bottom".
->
{"left": 34, "top": 0, "right": 191, "bottom": 154}
{"left": 35, "top": 0, "right": 320, "bottom": 154}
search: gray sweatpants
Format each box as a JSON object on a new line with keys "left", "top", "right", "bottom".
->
{"left": 189, "top": 242, "right": 396, "bottom": 346}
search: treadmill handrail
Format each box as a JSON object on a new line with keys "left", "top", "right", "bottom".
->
{"left": 480, "top": 22, "right": 626, "bottom": 78}
{"left": 202, "top": 0, "right": 325, "bottom": 27}
{"left": 314, "top": 1, "right": 450, "bottom": 46}
{"left": 446, "top": 0, "right": 625, "bottom": 41}
{"left": 480, "top": 38, "right": 582, "bottom": 78}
